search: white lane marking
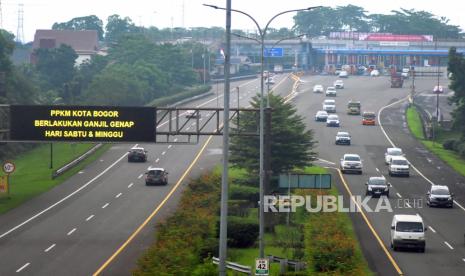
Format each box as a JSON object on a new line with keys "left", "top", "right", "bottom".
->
{"left": 376, "top": 168, "right": 380, "bottom": 173}
{"left": 463, "top": 258, "right": 465, "bottom": 262}
{"left": 86, "top": 215, "right": 95, "bottom": 221}
{"left": 174, "top": 138, "right": 178, "bottom": 142}
{"left": 162, "top": 151, "right": 166, "bottom": 155}
{"left": 0, "top": 79, "right": 261, "bottom": 240}
{"left": 186, "top": 127, "right": 190, "bottom": 131}
{"left": 428, "top": 226, "right": 436, "bottom": 233}
{"left": 102, "top": 203, "right": 109, "bottom": 209}
{"left": 115, "top": 193, "right": 122, "bottom": 198}
{"left": 16, "top": 263, "right": 30, "bottom": 273}
{"left": 168, "top": 145, "right": 172, "bottom": 149}
{"left": 378, "top": 98, "right": 465, "bottom": 213}
{"left": 100, "top": 159, "right": 104, "bottom": 162}
{"left": 396, "top": 193, "right": 402, "bottom": 198}
{"left": 406, "top": 203, "right": 412, "bottom": 208}
{"left": 44, "top": 243, "right": 56, "bottom": 252}
{"left": 155, "top": 158, "right": 160, "bottom": 163}
{"left": 67, "top": 228, "right": 76, "bottom": 236}
{"left": 0, "top": 145, "right": 135, "bottom": 239}
{"left": 78, "top": 171, "right": 84, "bottom": 174}
{"left": 128, "top": 183, "right": 133, "bottom": 188}
{"left": 315, "top": 158, "right": 336, "bottom": 165}
{"left": 444, "top": 241, "right": 454, "bottom": 250}
{"left": 137, "top": 174, "right": 143, "bottom": 179}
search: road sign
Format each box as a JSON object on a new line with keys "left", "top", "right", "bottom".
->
{"left": 255, "top": 258, "right": 269, "bottom": 276}
{"left": 279, "top": 173, "right": 331, "bottom": 189}
{"left": 9, "top": 105, "right": 156, "bottom": 142}
{"left": 263, "top": 47, "right": 283, "bottom": 57}
{"left": 2, "top": 161, "right": 15, "bottom": 174}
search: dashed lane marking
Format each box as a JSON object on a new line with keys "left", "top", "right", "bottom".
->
{"left": 16, "top": 263, "right": 30, "bottom": 273}
{"left": 44, "top": 244, "right": 56, "bottom": 252}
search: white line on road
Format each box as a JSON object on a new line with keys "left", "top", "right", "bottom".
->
{"left": 444, "top": 241, "right": 454, "bottom": 250}
{"left": 162, "top": 151, "right": 166, "bottom": 155}
{"left": 67, "top": 228, "right": 76, "bottom": 236}
{"left": 0, "top": 147, "right": 133, "bottom": 239}
{"left": 168, "top": 145, "right": 172, "bottom": 149}
{"left": 102, "top": 203, "right": 109, "bottom": 209}
{"left": 128, "top": 183, "right": 133, "bottom": 188}
{"left": 155, "top": 158, "right": 160, "bottom": 163}
{"left": 315, "top": 158, "right": 336, "bottom": 165}
{"left": 16, "top": 263, "right": 30, "bottom": 273}
{"left": 115, "top": 193, "right": 122, "bottom": 198}
{"left": 137, "top": 174, "right": 143, "bottom": 179}
{"left": 428, "top": 226, "right": 436, "bottom": 233}
{"left": 463, "top": 258, "right": 465, "bottom": 262}
{"left": 44, "top": 244, "right": 56, "bottom": 252}
{"left": 78, "top": 171, "right": 84, "bottom": 174}
{"left": 174, "top": 138, "right": 178, "bottom": 142}
{"left": 86, "top": 215, "right": 95, "bottom": 221}
{"left": 376, "top": 168, "right": 380, "bottom": 173}
{"left": 406, "top": 203, "right": 412, "bottom": 208}
{"left": 396, "top": 193, "right": 402, "bottom": 198}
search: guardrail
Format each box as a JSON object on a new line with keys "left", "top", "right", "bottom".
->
{"left": 268, "top": 255, "right": 306, "bottom": 272}
{"left": 52, "top": 143, "right": 103, "bottom": 179}
{"left": 212, "top": 257, "right": 252, "bottom": 275}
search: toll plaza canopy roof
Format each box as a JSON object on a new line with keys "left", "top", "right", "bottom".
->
{"left": 315, "top": 48, "right": 465, "bottom": 57}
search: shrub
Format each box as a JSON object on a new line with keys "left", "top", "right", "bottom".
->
{"left": 228, "top": 199, "right": 252, "bottom": 217}
{"left": 227, "top": 216, "right": 259, "bottom": 248}
{"left": 230, "top": 184, "right": 259, "bottom": 203}
{"left": 442, "top": 138, "right": 458, "bottom": 150}
{"left": 191, "top": 261, "right": 218, "bottom": 276}
{"left": 457, "top": 141, "right": 465, "bottom": 158}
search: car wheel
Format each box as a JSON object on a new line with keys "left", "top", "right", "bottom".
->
{"left": 419, "top": 247, "right": 425, "bottom": 253}
{"left": 392, "top": 245, "right": 397, "bottom": 251}
{"left": 386, "top": 192, "right": 390, "bottom": 198}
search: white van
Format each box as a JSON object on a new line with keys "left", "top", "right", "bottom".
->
{"left": 390, "top": 214, "right": 426, "bottom": 252}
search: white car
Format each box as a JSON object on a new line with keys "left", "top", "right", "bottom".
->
{"left": 388, "top": 156, "right": 410, "bottom": 177}
{"left": 313, "top": 84, "right": 324, "bottom": 93}
{"left": 335, "top": 131, "right": 351, "bottom": 145}
{"left": 322, "top": 99, "right": 336, "bottom": 113}
{"left": 325, "top": 86, "right": 337, "bottom": 96}
{"left": 340, "top": 153, "right": 363, "bottom": 174}
{"left": 334, "top": 80, "right": 344, "bottom": 89}
{"left": 315, "top": 110, "right": 329, "bottom": 121}
{"left": 326, "top": 114, "right": 340, "bottom": 127}
{"left": 390, "top": 214, "right": 426, "bottom": 252}
{"left": 339, "top": 71, "right": 348, "bottom": 78}
{"left": 370, "top": 69, "right": 380, "bottom": 77}
{"left": 385, "top": 147, "right": 403, "bottom": 164}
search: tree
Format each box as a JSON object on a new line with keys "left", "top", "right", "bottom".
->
{"left": 293, "top": 7, "right": 342, "bottom": 36}
{"left": 105, "top": 14, "right": 141, "bottom": 43}
{"left": 447, "top": 47, "right": 465, "bottom": 136}
{"left": 52, "top": 15, "right": 104, "bottom": 40}
{"left": 230, "top": 93, "right": 316, "bottom": 175}
{"left": 336, "top": 5, "right": 370, "bottom": 32}
{"left": 34, "top": 44, "right": 77, "bottom": 91}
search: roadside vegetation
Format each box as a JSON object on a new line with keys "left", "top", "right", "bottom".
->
{"left": 406, "top": 106, "right": 465, "bottom": 176}
{"left": 0, "top": 143, "right": 109, "bottom": 213}
{"left": 136, "top": 94, "right": 371, "bottom": 275}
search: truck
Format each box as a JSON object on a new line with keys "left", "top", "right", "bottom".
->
{"left": 273, "top": 64, "right": 283, "bottom": 73}
{"left": 391, "top": 73, "right": 403, "bottom": 88}
{"left": 347, "top": 100, "right": 361, "bottom": 115}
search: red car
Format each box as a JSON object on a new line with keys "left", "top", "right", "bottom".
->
{"left": 362, "top": 112, "right": 376, "bottom": 125}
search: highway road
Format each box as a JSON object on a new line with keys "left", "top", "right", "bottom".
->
{"left": 0, "top": 74, "right": 297, "bottom": 275}
{"left": 294, "top": 74, "right": 465, "bottom": 276}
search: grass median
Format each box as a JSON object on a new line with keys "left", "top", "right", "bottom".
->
{"left": 0, "top": 143, "right": 110, "bottom": 214}
{"left": 406, "top": 106, "right": 465, "bottom": 176}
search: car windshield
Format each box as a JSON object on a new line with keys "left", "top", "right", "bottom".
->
{"left": 396, "top": 222, "right": 424, "bottom": 232}
{"left": 388, "top": 149, "right": 402, "bottom": 155}
{"left": 328, "top": 115, "right": 338, "bottom": 120}
{"left": 345, "top": 156, "right": 360, "bottom": 161}
{"left": 363, "top": 113, "right": 375, "bottom": 119}
{"left": 132, "top": 149, "right": 144, "bottom": 153}
{"left": 391, "top": 159, "right": 408, "bottom": 165}
{"left": 148, "top": 170, "right": 163, "bottom": 176}
{"left": 369, "top": 178, "right": 386, "bottom": 185}
{"left": 337, "top": 133, "right": 349, "bottom": 137}
{"left": 432, "top": 188, "right": 450, "bottom": 195}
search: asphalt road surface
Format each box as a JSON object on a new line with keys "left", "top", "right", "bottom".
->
{"left": 0, "top": 74, "right": 297, "bottom": 275}
{"left": 295, "top": 74, "right": 465, "bottom": 276}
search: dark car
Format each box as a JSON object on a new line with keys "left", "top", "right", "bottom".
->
{"left": 128, "top": 147, "right": 147, "bottom": 162}
{"left": 366, "top": 176, "right": 390, "bottom": 197}
{"left": 145, "top": 168, "right": 168, "bottom": 186}
{"left": 426, "top": 185, "right": 453, "bottom": 208}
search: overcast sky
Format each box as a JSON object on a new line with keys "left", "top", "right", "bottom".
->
{"left": 1, "top": 0, "right": 464, "bottom": 43}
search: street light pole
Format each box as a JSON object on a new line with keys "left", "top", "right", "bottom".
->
{"left": 203, "top": 3, "right": 321, "bottom": 264}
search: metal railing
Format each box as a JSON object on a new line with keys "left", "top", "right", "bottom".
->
{"left": 212, "top": 257, "right": 252, "bottom": 275}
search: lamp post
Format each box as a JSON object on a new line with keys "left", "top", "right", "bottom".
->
{"left": 204, "top": 4, "right": 321, "bottom": 269}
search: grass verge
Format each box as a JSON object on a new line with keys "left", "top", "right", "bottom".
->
{"left": 406, "top": 106, "right": 465, "bottom": 177}
{"left": 0, "top": 143, "right": 110, "bottom": 214}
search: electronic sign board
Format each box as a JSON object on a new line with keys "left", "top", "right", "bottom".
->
{"left": 10, "top": 105, "right": 156, "bottom": 142}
